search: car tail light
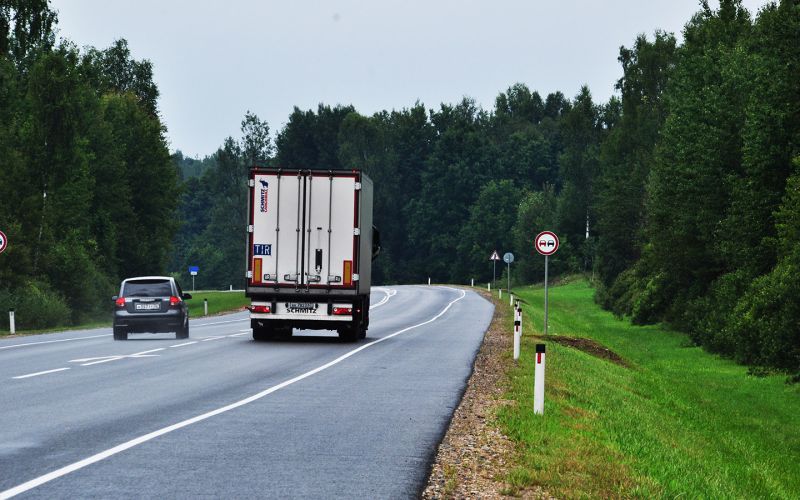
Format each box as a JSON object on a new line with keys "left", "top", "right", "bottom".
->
{"left": 332, "top": 307, "right": 352, "bottom": 316}
{"left": 251, "top": 305, "right": 270, "bottom": 314}
{"left": 115, "top": 297, "right": 126, "bottom": 308}
{"left": 169, "top": 296, "right": 181, "bottom": 307}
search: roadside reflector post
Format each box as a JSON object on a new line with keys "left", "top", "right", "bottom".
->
{"left": 428, "top": 277, "right": 431, "bottom": 285}
{"left": 509, "top": 292, "right": 513, "bottom": 307}
{"left": 534, "top": 343, "right": 546, "bottom": 414}
{"left": 499, "top": 289, "right": 502, "bottom": 299}
{"left": 204, "top": 299, "right": 208, "bottom": 316}
{"left": 471, "top": 278, "right": 474, "bottom": 287}
{"left": 488, "top": 282, "right": 491, "bottom": 291}
{"left": 9, "top": 309, "right": 15, "bottom": 334}
{"left": 513, "top": 309, "right": 521, "bottom": 361}
{"left": 518, "top": 305, "right": 523, "bottom": 337}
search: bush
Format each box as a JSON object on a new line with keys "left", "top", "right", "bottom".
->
{"left": 0, "top": 281, "right": 71, "bottom": 331}
{"left": 728, "top": 258, "right": 800, "bottom": 373}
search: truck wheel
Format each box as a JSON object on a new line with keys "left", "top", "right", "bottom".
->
{"left": 338, "top": 326, "right": 359, "bottom": 343}
{"left": 113, "top": 327, "right": 127, "bottom": 341}
{"left": 253, "top": 326, "right": 269, "bottom": 341}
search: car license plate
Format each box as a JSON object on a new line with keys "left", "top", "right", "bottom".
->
{"left": 135, "top": 303, "right": 161, "bottom": 311}
{"left": 285, "top": 302, "right": 319, "bottom": 314}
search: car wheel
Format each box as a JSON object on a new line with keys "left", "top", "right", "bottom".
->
{"left": 177, "top": 323, "right": 189, "bottom": 339}
{"left": 113, "top": 326, "right": 128, "bottom": 341}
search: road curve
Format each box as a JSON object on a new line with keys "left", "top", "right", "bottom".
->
{"left": 0, "top": 285, "right": 493, "bottom": 499}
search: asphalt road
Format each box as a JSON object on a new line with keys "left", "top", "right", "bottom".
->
{"left": 0, "top": 285, "right": 493, "bottom": 499}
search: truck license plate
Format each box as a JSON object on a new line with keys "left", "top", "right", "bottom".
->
{"left": 286, "top": 302, "right": 319, "bottom": 314}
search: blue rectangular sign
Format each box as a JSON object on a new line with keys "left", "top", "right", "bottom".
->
{"left": 253, "top": 244, "right": 272, "bottom": 256}
{"left": 188, "top": 265, "right": 199, "bottom": 273}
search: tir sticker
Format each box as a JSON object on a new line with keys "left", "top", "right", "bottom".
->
{"left": 253, "top": 244, "right": 272, "bottom": 256}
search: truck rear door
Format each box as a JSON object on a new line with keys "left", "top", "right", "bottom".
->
{"left": 249, "top": 170, "right": 360, "bottom": 290}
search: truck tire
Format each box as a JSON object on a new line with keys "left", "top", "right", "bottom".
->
{"left": 253, "top": 324, "right": 292, "bottom": 341}
{"left": 338, "top": 326, "right": 359, "bottom": 343}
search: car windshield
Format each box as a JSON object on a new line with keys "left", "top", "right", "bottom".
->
{"left": 123, "top": 280, "right": 172, "bottom": 297}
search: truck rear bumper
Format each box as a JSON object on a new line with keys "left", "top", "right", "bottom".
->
{"left": 250, "top": 313, "right": 351, "bottom": 321}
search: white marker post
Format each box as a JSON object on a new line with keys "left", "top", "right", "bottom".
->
{"left": 499, "top": 289, "right": 502, "bottom": 299}
{"left": 471, "top": 278, "right": 474, "bottom": 287}
{"left": 428, "top": 277, "right": 431, "bottom": 285}
{"left": 488, "top": 282, "right": 491, "bottom": 291}
{"left": 534, "top": 343, "right": 546, "bottom": 414}
{"left": 513, "top": 307, "right": 521, "bottom": 361}
{"left": 9, "top": 309, "right": 15, "bottom": 335}
{"left": 204, "top": 299, "right": 208, "bottom": 316}
{"left": 518, "top": 303, "right": 523, "bottom": 337}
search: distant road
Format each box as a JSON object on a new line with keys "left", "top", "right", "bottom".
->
{"left": 0, "top": 286, "right": 493, "bottom": 499}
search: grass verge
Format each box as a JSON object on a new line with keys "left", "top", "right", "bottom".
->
{"left": 185, "top": 291, "right": 248, "bottom": 317}
{"left": 0, "top": 291, "right": 249, "bottom": 338}
{"left": 500, "top": 278, "right": 800, "bottom": 498}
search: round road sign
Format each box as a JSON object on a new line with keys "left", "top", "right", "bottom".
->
{"left": 535, "top": 231, "right": 559, "bottom": 256}
{"left": 503, "top": 252, "right": 514, "bottom": 264}
{"left": 0, "top": 230, "right": 7, "bottom": 254}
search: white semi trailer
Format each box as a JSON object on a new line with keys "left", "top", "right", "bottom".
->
{"left": 245, "top": 168, "right": 379, "bottom": 341}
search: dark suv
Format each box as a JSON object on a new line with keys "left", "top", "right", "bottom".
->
{"left": 112, "top": 276, "right": 192, "bottom": 340}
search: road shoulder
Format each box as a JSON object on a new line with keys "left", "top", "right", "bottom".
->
{"left": 423, "top": 289, "right": 551, "bottom": 498}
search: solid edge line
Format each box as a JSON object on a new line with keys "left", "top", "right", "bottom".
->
{"left": 12, "top": 367, "right": 71, "bottom": 379}
{"left": 0, "top": 334, "right": 110, "bottom": 351}
{"left": 0, "top": 288, "right": 466, "bottom": 499}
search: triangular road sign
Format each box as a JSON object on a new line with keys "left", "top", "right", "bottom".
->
{"left": 489, "top": 250, "right": 500, "bottom": 261}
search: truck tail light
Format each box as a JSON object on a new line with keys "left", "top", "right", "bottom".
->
{"left": 251, "top": 305, "right": 270, "bottom": 314}
{"left": 115, "top": 297, "right": 126, "bottom": 308}
{"left": 169, "top": 296, "right": 182, "bottom": 307}
{"left": 333, "top": 307, "right": 352, "bottom": 316}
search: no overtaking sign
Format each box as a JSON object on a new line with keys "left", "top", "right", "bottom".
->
{"left": 535, "top": 231, "right": 559, "bottom": 256}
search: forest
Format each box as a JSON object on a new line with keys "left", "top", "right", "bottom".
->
{"left": 2, "top": 1, "right": 799, "bottom": 375}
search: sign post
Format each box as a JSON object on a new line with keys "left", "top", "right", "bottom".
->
{"left": 188, "top": 265, "right": 199, "bottom": 291}
{"left": 503, "top": 252, "right": 514, "bottom": 293}
{"left": 489, "top": 250, "right": 500, "bottom": 289}
{"left": 534, "top": 231, "right": 559, "bottom": 335}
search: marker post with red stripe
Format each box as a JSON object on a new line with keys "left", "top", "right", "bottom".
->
{"left": 513, "top": 305, "right": 521, "bottom": 361}
{"left": 534, "top": 343, "right": 545, "bottom": 414}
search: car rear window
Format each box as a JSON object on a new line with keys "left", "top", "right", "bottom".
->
{"left": 122, "top": 280, "right": 172, "bottom": 297}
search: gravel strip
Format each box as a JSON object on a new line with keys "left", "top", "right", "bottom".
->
{"left": 422, "top": 290, "right": 552, "bottom": 499}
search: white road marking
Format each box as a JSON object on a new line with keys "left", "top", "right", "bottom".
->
{"left": 169, "top": 341, "right": 197, "bottom": 348}
{"left": 0, "top": 288, "right": 467, "bottom": 499}
{"left": 370, "top": 288, "right": 396, "bottom": 310}
{"left": 71, "top": 348, "right": 165, "bottom": 366}
{"left": 80, "top": 357, "right": 124, "bottom": 367}
{"left": 0, "top": 334, "right": 110, "bottom": 351}
{"left": 201, "top": 336, "right": 224, "bottom": 342}
{"left": 12, "top": 367, "right": 71, "bottom": 380}
{"left": 227, "top": 332, "right": 250, "bottom": 337}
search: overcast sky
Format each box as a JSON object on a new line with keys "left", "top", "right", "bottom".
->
{"left": 50, "top": 0, "right": 769, "bottom": 158}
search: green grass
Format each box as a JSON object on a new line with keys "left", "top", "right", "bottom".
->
{"left": 500, "top": 278, "right": 800, "bottom": 499}
{"left": 185, "top": 291, "right": 248, "bottom": 317}
{"left": 0, "top": 291, "right": 249, "bottom": 338}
